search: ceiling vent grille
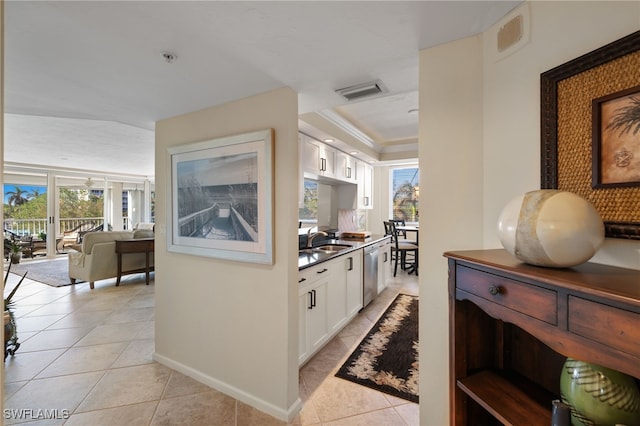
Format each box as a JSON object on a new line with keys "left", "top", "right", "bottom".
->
{"left": 335, "top": 80, "right": 387, "bottom": 101}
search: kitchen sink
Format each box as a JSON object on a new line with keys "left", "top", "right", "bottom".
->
{"left": 299, "top": 244, "right": 352, "bottom": 255}
{"left": 311, "top": 244, "right": 352, "bottom": 254}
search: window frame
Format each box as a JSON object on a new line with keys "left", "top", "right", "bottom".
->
{"left": 388, "top": 165, "right": 419, "bottom": 226}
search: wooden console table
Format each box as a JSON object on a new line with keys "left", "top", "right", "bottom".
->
{"left": 115, "top": 238, "right": 154, "bottom": 286}
{"left": 445, "top": 249, "right": 640, "bottom": 425}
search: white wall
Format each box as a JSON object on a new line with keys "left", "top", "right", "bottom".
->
{"left": 419, "top": 34, "right": 485, "bottom": 425}
{"left": 153, "top": 87, "right": 301, "bottom": 421}
{"left": 368, "top": 166, "right": 391, "bottom": 235}
{"left": 483, "top": 1, "right": 640, "bottom": 264}
{"left": 418, "top": 2, "right": 640, "bottom": 424}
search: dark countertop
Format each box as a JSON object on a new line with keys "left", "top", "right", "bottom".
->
{"left": 298, "top": 234, "right": 389, "bottom": 270}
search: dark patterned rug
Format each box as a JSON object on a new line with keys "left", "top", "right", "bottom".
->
{"left": 336, "top": 293, "right": 419, "bottom": 403}
{"left": 6, "top": 258, "right": 75, "bottom": 287}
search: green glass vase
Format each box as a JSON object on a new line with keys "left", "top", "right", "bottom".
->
{"left": 560, "top": 358, "right": 640, "bottom": 426}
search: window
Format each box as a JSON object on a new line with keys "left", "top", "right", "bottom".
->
{"left": 390, "top": 167, "right": 419, "bottom": 223}
{"left": 3, "top": 183, "right": 47, "bottom": 237}
{"left": 298, "top": 180, "right": 318, "bottom": 226}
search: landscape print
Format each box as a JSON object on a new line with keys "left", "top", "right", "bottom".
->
{"left": 168, "top": 129, "right": 273, "bottom": 264}
{"left": 176, "top": 151, "right": 259, "bottom": 242}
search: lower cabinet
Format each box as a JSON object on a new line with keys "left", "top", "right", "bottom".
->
{"left": 345, "top": 252, "right": 363, "bottom": 318}
{"left": 377, "top": 237, "right": 391, "bottom": 294}
{"left": 299, "top": 248, "right": 364, "bottom": 366}
{"left": 298, "top": 263, "right": 332, "bottom": 365}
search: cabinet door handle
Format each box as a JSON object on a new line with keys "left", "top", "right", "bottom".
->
{"left": 348, "top": 257, "right": 353, "bottom": 271}
{"left": 346, "top": 166, "right": 351, "bottom": 178}
{"left": 311, "top": 289, "right": 317, "bottom": 308}
{"left": 320, "top": 158, "right": 326, "bottom": 171}
{"left": 364, "top": 196, "right": 370, "bottom": 206}
{"left": 299, "top": 277, "right": 306, "bottom": 283}
{"left": 308, "top": 291, "right": 313, "bottom": 309}
{"left": 383, "top": 252, "right": 388, "bottom": 263}
{"left": 489, "top": 285, "right": 503, "bottom": 296}
{"left": 317, "top": 268, "right": 328, "bottom": 274}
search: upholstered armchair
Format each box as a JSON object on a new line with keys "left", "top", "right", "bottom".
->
{"left": 68, "top": 229, "right": 154, "bottom": 289}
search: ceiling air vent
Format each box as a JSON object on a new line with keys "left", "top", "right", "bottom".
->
{"left": 335, "top": 80, "right": 387, "bottom": 101}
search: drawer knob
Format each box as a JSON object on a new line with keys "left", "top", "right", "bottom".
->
{"left": 489, "top": 285, "right": 503, "bottom": 296}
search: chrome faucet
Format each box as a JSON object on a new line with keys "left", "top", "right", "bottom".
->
{"left": 306, "top": 230, "right": 328, "bottom": 249}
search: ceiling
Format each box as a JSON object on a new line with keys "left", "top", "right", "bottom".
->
{"left": 4, "top": 1, "right": 521, "bottom": 179}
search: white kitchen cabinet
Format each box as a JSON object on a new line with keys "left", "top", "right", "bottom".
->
{"left": 300, "top": 134, "right": 336, "bottom": 179}
{"left": 377, "top": 237, "right": 391, "bottom": 294}
{"left": 298, "top": 247, "right": 364, "bottom": 366}
{"left": 298, "top": 263, "right": 332, "bottom": 365}
{"left": 356, "top": 160, "right": 373, "bottom": 209}
{"left": 327, "top": 262, "right": 346, "bottom": 336}
{"left": 319, "top": 144, "right": 337, "bottom": 178}
{"left": 336, "top": 150, "right": 357, "bottom": 183}
{"left": 300, "top": 134, "right": 321, "bottom": 175}
{"left": 345, "top": 251, "right": 363, "bottom": 318}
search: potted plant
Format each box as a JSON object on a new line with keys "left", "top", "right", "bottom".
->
{"left": 4, "top": 262, "right": 26, "bottom": 359}
{"left": 9, "top": 241, "right": 22, "bottom": 264}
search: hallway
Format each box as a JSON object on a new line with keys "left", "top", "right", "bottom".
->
{"left": 3, "top": 262, "right": 418, "bottom": 425}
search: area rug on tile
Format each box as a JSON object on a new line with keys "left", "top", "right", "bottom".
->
{"left": 6, "top": 258, "right": 75, "bottom": 287}
{"left": 335, "top": 293, "right": 419, "bottom": 403}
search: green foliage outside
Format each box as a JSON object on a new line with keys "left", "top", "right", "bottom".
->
{"left": 392, "top": 168, "right": 419, "bottom": 223}
{"left": 58, "top": 188, "right": 103, "bottom": 218}
{"left": 298, "top": 181, "right": 318, "bottom": 220}
{"left": 4, "top": 188, "right": 103, "bottom": 220}
{"left": 4, "top": 192, "right": 46, "bottom": 219}
{"left": 393, "top": 182, "right": 419, "bottom": 222}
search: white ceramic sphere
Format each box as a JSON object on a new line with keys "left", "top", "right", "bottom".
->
{"left": 497, "top": 190, "right": 605, "bottom": 268}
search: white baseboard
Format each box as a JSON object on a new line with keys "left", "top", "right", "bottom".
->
{"left": 153, "top": 352, "right": 302, "bottom": 422}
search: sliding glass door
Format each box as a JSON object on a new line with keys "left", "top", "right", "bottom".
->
{"left": 55, "top": 176, "right": 105, "bottom": 253}
{"left": 3, "top": 173, "right": 49, "bottom": 258}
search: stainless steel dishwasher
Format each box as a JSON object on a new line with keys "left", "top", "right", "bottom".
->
{"left": 363, "top": 244, "right": 378, "bottom": 308}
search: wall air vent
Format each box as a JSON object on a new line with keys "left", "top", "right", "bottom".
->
{"left": 335, "top": 80, "right": 387, "bottom": 101}
{"left": 497, "top": 14, "right": 523, "bottom": 52}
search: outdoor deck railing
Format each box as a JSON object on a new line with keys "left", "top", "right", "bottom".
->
{"left": 4, "top": 217, "right": 131, "bottom": 238}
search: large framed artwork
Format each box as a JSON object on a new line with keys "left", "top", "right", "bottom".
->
{"left": 540, "top": 30, "right": 640, "bottom": 240}
{"left": 167, "top": 129, "right": 275, "bottom": 263}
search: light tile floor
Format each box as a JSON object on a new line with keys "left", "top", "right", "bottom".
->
{"left": 3, "top": 259, "right": 419, "bottom": 425}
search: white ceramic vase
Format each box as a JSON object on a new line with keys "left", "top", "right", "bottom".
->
{"left": 497, "top": 190, "right": 604, "bottom": 268}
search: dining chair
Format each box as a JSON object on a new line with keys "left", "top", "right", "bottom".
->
{"left": 384, "top": 221, "right": 419, "bottom": 276}
{"left": 389, "top": 218, "right": 417, "bottom": 245}
{"left": 383, "top": 220, "right": 393, "bottom": 236}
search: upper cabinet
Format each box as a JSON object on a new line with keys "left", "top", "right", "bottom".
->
{"left": 356, "top": 160, "right": 373, "bottom": 209}
{"left": 336, "top": 151, "right": 357, "bottom": 184}
{"left": 299, "top": 132, "right": 374, "bottom": 210}
{"left": 301, "top": 134, "right": 336, "bottom": 179}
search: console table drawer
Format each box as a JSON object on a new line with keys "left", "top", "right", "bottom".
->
{"left": 568, "top": 296, "right": 640, "bottom": 356}
{"left": 456, "top": 265, "right": 557, "bottom": 325}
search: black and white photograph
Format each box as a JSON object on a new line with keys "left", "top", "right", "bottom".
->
{"left": 167, "top": 129, "right": 274, "bottom": 264}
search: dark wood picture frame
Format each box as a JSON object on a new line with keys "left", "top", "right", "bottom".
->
{"left": 592, "top": 85, "right": 640, "bottom": 189}
{"left": 541, "top": 30, "right": 640, "bottom": 240}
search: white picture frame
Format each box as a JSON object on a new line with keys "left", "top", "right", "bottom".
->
{"left": 167, "top": 129, "right": 274, "bottom": 264}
